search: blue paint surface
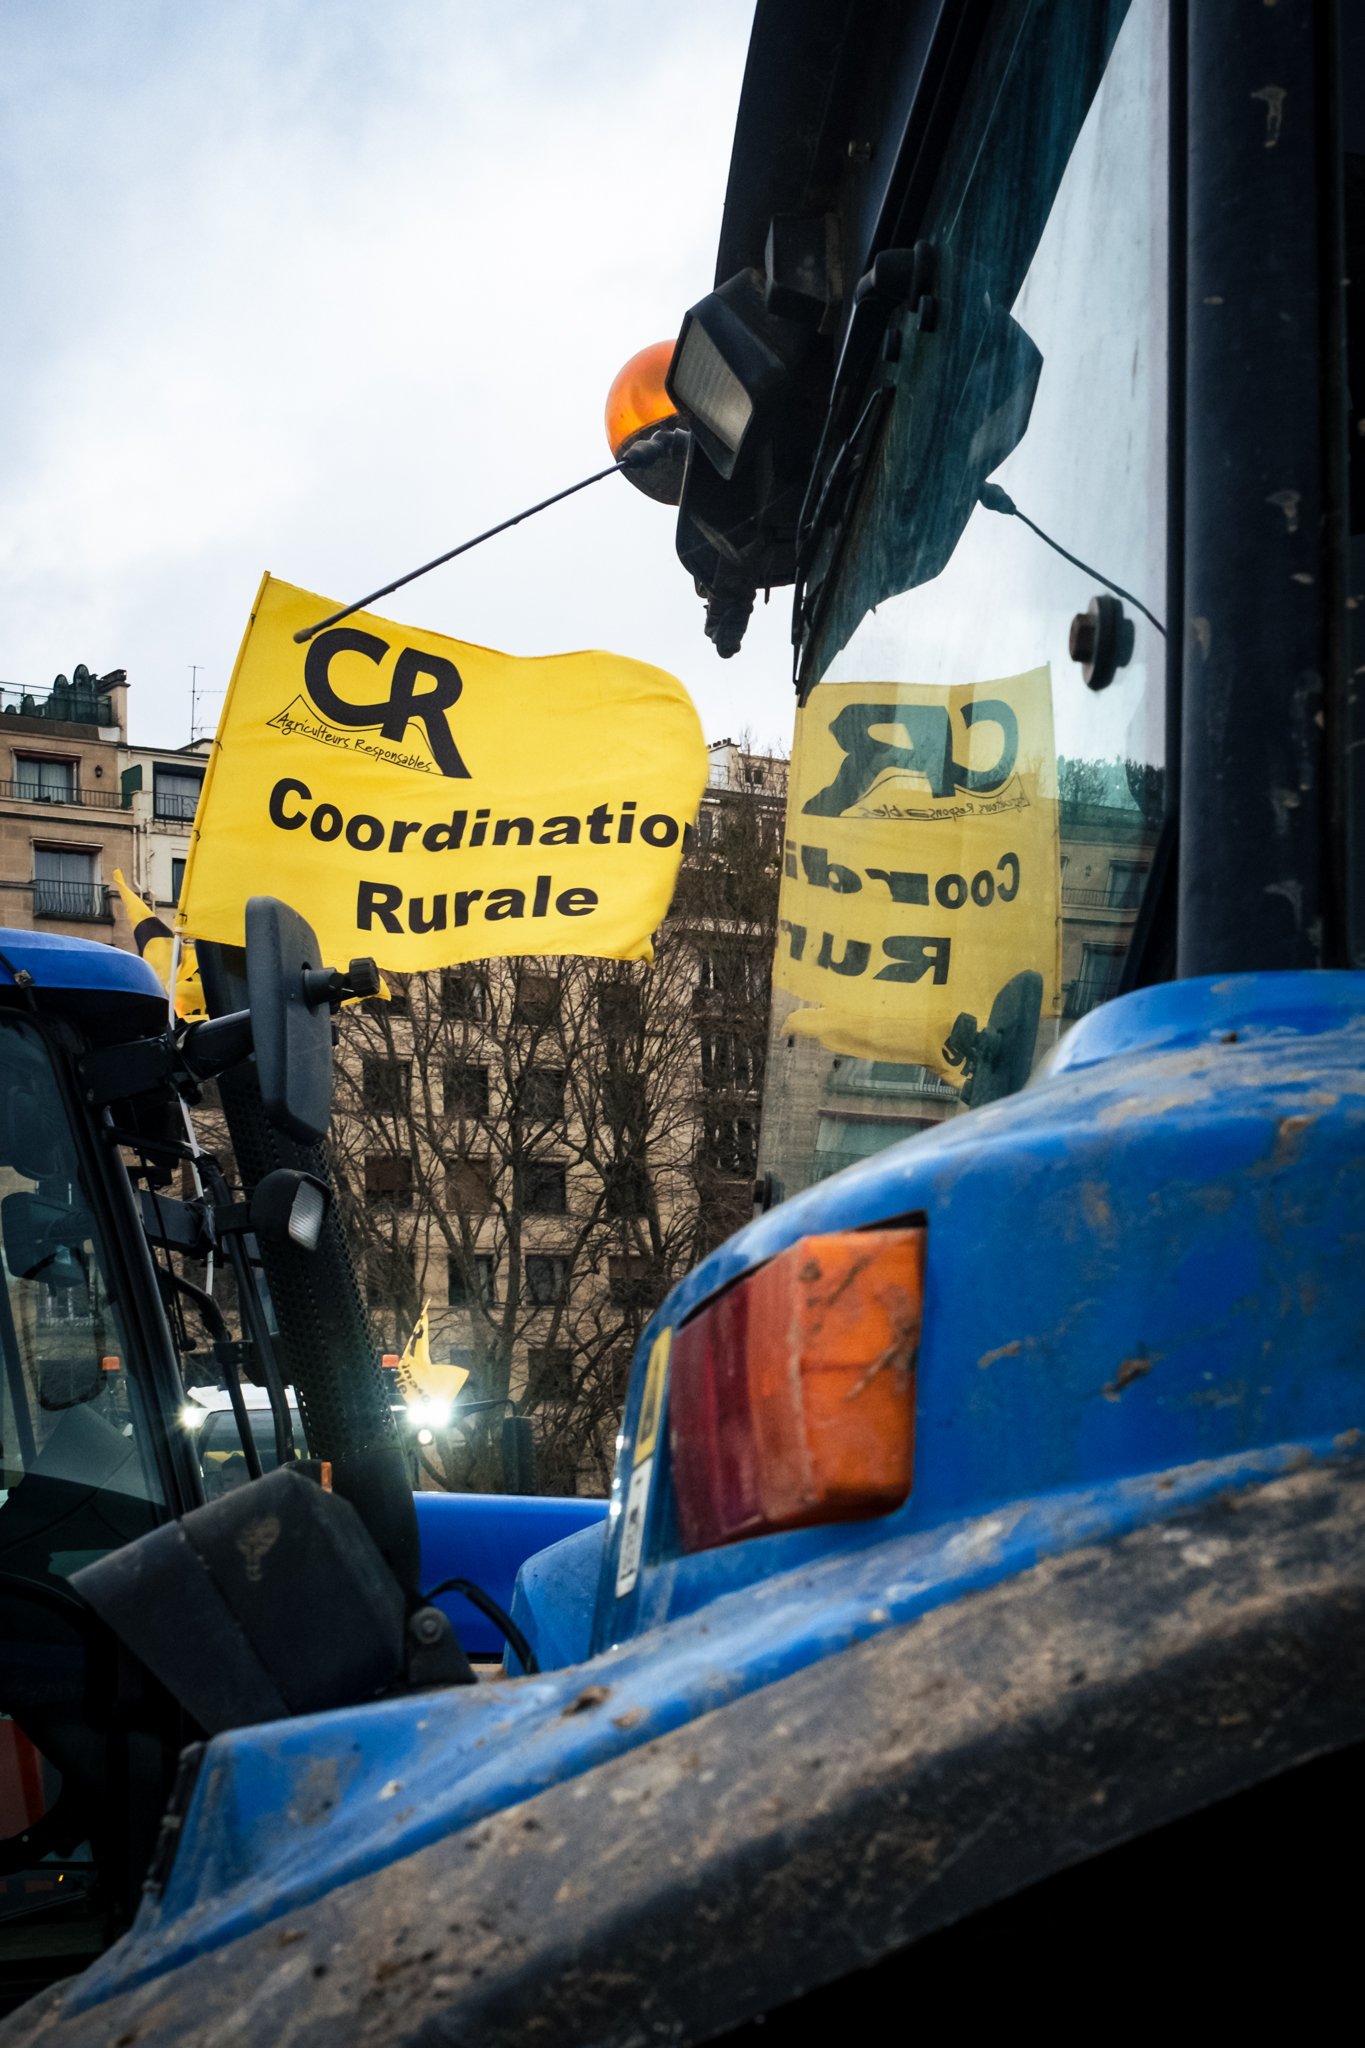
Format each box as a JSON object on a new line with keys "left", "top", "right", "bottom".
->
{"left": 595, "top": 972, "right": 1365, "bottom": 1649}
{"left": 61, "top": 970, "right": 1365, "bottom": 2013}
{"left": 0, "top": 927, "right": 164, "bottom": 1000}
{"left": 415, "top": 1492, "right": 605, "bottom": 1657}
{"left": 507, "top": 1517, "right": 607, "bottom": 1671}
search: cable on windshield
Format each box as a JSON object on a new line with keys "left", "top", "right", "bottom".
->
{"left": 978, "top": 482, "right": 1166, "bottom": 636}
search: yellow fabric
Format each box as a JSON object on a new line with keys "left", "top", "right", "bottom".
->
{"left": 178, "top": 574, "right": 708, "bottom": 970}
{"left": 394, "top": 1301, "right": 469, "bottom": 1408}
{"left": 112, "top": 870, "right": 207, "bottom": 1021}
{"left": 773, "top": 668, "right": 1060, "bottom": 1068}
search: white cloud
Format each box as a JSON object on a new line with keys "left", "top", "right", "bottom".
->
{"left": 0, "top": 0, "right": 794, "bottom": 749}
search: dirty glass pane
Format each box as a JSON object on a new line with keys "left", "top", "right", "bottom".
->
{"left": 763, "top": 0, "right": 1168, "bottom": 1198}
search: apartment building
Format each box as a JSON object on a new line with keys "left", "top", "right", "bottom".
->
{"left": 334, "top": 746, "right": 787, "bottom": 1491}
{"left": 0, "top": 667, "right": 208, "bottom": 937}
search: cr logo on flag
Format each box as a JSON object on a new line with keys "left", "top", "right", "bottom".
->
{"left": 304, "top": 627, "right": 470, "bottom": 779}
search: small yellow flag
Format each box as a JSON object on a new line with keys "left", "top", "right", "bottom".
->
{"left": 394, "top": 1300, "right": 469, "bottom": 1409}
{"left": 178, "top": 575, "right": 708, "bottom": 970}
{"left": 773, "top": 668, "right": 1060, "bottom": 1068}
{"left": 112, "top": 870, "right": 207, "bottom": 1020}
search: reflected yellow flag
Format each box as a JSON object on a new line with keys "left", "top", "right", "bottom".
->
{"left": 774, "top": 669, "right": 1060, "bottom": 1068}
{"left": 178, "top": 575, "right": 708, "bottom": 970}
{"left": 394, "top": 1300, "right": 468, "bottom": 1410}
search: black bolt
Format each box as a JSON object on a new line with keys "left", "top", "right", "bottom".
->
{"left": 1069, "top": 612, "right": 1097, "bottom": 664}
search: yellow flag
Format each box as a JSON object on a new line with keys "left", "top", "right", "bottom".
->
{"left": 394, "top": 1300, "right": 469, "bottom": 1409}
{"left": 178, "top": 575, "right": 708, "bottom": 970}
{"left": 112, "top": 870, "right": 207, "bottom": 1020}
{"left": 773, "top": 668, "right": 1060, "bottom": 1069}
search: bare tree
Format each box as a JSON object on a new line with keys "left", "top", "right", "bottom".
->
{"left": 329, "top": 755, "right": 784, "bottom": 1494}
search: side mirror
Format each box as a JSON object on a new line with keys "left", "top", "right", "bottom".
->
{"left": 244, "top": 899, "right": 335, "bottom": 1146}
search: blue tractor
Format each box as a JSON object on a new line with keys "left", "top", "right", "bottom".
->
{"left": 2, "top": 0, "right": 1365, "bottom": 2037}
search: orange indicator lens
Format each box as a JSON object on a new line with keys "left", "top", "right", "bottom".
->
{"left": 605, "top": 340, "right": 679, "bottom": 457}
{"left": 668, "top": 1227, "right": 923, "bottom": 1553}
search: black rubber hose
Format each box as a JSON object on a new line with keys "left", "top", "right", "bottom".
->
{"left": 424, "top": 1576, "right": 539, "bottom": 1676}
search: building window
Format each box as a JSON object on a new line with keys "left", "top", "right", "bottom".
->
{"left": 361, "top": 1056, "right": 410, "bottom": 1114}
{"left": 524, "top": 1254, "right": 568, "bottom": 1306}
{"left": 364, "top": 1154, "right": 413, "bottom": 1207}
{"left": 603, "top": 1160, "right": 651, "bottom": 1218}
{"left": 170, "top": 856, "right": 187, "bottom": 903}
{"left": 695, "top": 944, "right": 764, "bottom": 1008}
{"left": 513, "top": 969, "right": 560, "bottom": 1027}
{"left": 516, "top": 1067, "right": 565, "bottom": 1125}
{"left": 1072, "top": 944, "right": 1127, "bottom": 1017}
{"left": 446, "top": 1157, "right": 495, "bottom": 1216}
{"left": 700, "top": 1113, "right": 757, "bottom": 1179}
{"left": 447, "top": 1253, "right": 498, "bottom": 1308}
{"left": 366, "top": 1246, "right": 416, "bottom": 1308}
{"left": 1105, "top": 859, "right": 1145, "bottom": 909}
{"left": 32, "top": 846, "right": 104, "bottom": 921}
{"left": 441, "top": 967, "right": 489, "bottom": 1021}
{"left": 153, "top": 766, "right": 204, "bottom": 822}
{"left": 608, "top": 1254, "right": 662, "bottom": 1310}
{"left": 515, "top": 1160, "right": 566, "bottom": 1215}
{"left": 700, "top": 1033, "right": 756, "bottom": 1092}
{"left": 14, "top": 756, "right": 74, "bottom": 804}
{"left": 526, "top": 1345, "right": 573, "bottom": 1404}
{"left": 598, "top": 982, "right": 643, "bottom": 1037}
{"left": 444, "top": 1062, "right": 490, "bottom": 1118}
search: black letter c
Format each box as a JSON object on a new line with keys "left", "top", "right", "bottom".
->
{"left": 304, "top": 628, "right": 389, "bottom": 729}
{"left": 269, "top": 777, "right": 310, "bottom": 829}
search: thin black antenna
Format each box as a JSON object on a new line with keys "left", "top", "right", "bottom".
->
{"left": 292, "top": 462, "right": 626, "bottom": 645}
{"left": 290, "top": 425, "right": 688, "bottom": 645}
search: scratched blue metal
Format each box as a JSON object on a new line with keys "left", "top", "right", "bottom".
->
{"left": 415, "top": 1492, "right": 605, "bottom": 1657}
{"left": 65, "top": 1434, "right": 1363, "bottom": 2013}
{"left": 594, "top": 971, "right": 1365, "bottom": 1650}
{"left": 58, "top": 969, "right": 1365, "bottom": 2014}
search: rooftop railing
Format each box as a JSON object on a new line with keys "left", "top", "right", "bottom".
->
{"left": 0, "top": 683, "right": 115, "bottom": 728}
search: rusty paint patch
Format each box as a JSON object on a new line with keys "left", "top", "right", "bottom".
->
{"left": 1269, "top": 1114, "right": 1314, "bottom": 1170}
{"left": 1080, "top": 1183, "right": 1114, "bottom": 1238}
{"left": 1103, "top": 1353, "right": 1156, "bottom": 1402}
{"left": 563, "top": 1687, "right": 611, "bottom": 1718}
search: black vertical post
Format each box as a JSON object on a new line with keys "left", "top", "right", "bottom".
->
{"left": 1180, "top": 0, "right": 1333, "bottom": 976}
{"left": 197, "top": 942, "right": 423, "bottom": 1601}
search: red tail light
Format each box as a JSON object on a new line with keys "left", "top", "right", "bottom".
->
{"left": 668, "top": 1226, "right": 923, "bottom": 1552}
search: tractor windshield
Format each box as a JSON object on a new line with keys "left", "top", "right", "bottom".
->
{"left": 764, "top": 0, "right": 1170, "bottom": 1198}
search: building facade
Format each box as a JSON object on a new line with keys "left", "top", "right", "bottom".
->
{"left": 0, "top": 668, "right": 209, "bottom": 939}
{"left": 330, "top": 744, "right": 786, "bottom": 1492}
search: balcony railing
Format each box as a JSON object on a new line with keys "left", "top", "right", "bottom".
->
{"left": 1063, "top": 885, "right": 1143, "bottom": 911}
{"left": 0, "top": 683, "right": 114, "bottom": 728}
{"left": 32, "top": 879, "right": 112, "bottom": 923}
{"left": 153, "top": 792, "right": 202, "bottom": 822}
{"left": 0, "top": 777, "right": 129, "bottom": 811}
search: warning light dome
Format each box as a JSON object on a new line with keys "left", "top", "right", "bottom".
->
{"left": 605, "top": 340, "right": 679, "bottom": 458}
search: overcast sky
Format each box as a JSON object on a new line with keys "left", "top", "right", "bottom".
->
{"left": 0, "top": 0, "right": 793, "bottom": 755}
